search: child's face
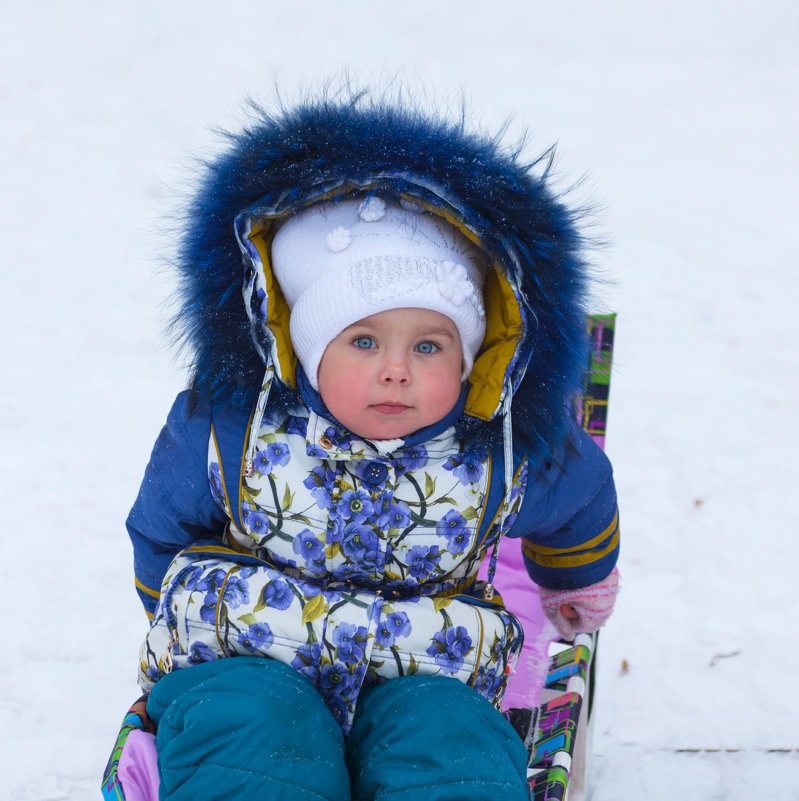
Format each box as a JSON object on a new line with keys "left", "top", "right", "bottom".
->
{"left": 317, "top": 308, "right": 464, "bottom": 440}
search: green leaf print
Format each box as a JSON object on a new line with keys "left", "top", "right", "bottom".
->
{"left": 424, "top": 472, "right": 436, "bottom": 498}
{"left": 435, "top": 495, "right": 458, "bottom": 505}
{"left": 302, "top": 594, "right": 327, "bottom": 625}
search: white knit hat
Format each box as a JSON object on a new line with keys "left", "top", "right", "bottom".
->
{"left": 271, "top": 196, "right": 487, "bottom": 389}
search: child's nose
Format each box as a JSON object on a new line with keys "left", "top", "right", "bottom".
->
{"left": 379, "top": 353, "right": 411, "bottom": 384}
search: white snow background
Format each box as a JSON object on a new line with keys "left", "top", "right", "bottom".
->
{"left": 2, "top": 2, "right": 797, "bottom": 798}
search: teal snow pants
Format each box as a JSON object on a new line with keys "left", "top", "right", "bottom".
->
{"left": 147, "top": 657, "right": 529, "bottom": 801}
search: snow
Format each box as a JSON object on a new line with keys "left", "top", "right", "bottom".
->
{"left": 2, "top": 1, "right": 797, "bottom": 798}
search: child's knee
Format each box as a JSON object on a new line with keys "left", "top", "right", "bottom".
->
{"left": 348, "top": 676, "right": 529, "bottom": 801}
{"left": 148, "top": 657, "right": 349, "bottom": 801}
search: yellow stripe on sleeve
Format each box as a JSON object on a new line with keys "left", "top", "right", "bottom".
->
{"left": 135, "top": 576, "right": 161, "bottom": 600}
{"left": 522, "top": 511, "right": 619, "bottom": 569}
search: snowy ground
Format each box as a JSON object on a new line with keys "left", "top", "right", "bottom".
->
{"left": 2, "top": 2, "right": 798, "bottom": 798}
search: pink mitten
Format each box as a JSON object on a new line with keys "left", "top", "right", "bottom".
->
{"left": 538, "top": 567, "right": 620, "bottom": 641}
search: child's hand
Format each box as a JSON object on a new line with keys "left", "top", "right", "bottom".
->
{"left": 538, "top": 567, "right": 620, "bottom": 641}
{"left": 559, "top": 603, "right": 580, "bottom": 621}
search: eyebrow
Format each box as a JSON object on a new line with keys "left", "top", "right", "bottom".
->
{"left": 418, "top": 327, "right": 457, "bottom": 339}
{"left": 341, "top": 319, "right": 460, "bottom": 344}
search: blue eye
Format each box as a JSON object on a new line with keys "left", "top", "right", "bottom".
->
{"left": 353, "top": 336, "right": 377, "bottom": 350}
{"left": 415, "top": 341, "right": 439, "bottom": 354}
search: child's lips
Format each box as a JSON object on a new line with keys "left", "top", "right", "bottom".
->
{"left": 371, "top": 403, "right": 411, "bottom": 415}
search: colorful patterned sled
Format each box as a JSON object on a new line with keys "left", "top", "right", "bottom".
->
{"left": 102, "top": 695, "right": 155, "bottom": 800}
{"left": 102, "top": 314, "right": 616, "bottom": 801}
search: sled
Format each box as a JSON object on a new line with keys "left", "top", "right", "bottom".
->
{"left": 101, "top": 313, "right": 616, "bottom": 801}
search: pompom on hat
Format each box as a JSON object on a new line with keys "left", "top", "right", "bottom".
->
{"left": 271, "top": 197, "right": 487, "bottom": 390}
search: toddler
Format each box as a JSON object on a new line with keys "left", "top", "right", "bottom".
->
{"left": 124, "top": 92, "right": 620, "bottom": 801}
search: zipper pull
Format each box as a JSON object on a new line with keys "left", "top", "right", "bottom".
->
{"left": 163, "top": 627, "right": 180, "bottom": 674}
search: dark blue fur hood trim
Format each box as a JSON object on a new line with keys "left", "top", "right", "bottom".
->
{"left": 171, "top": 86, "right": 595, "bottom": 458}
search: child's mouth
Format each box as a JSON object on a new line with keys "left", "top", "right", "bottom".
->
{"left": 371, "top": 403, "right": 410, "bottom": 415}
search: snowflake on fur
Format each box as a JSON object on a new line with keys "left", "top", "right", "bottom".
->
{"left": 437, "top": 261, "right": 476, "bottom": 306}
{"left": 326, "top": 226, "right": 352, "bottom": 252}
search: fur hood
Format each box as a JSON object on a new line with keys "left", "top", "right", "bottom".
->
{"left": 171, "top": 87, "right": 593, "bottom": 459}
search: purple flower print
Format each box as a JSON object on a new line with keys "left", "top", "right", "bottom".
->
{"left": 319, "top": 666, "right": 355, "bottom": 728}
{"left": 259, "top": 579, "right": 294, "bottom": 610}
{"left": 143, "top": 664, "right": 164, "bottom": 683}
{"left": 510, "top": 462, "right": 529, "bottom": 500}
{"left": 199, "top": 593, "right": 218, "bottom": 625}
{"left": 242, "top": 506, "right": 271, "bottom": 539}
{"left": 375, "top": 610, "right": 412, "bottom": 647}
{"left": 426, "top": 625, "right": 473, "bottom": 675}
{"left": 322, "top": 426, "right": 351, "bottom": 451}
{"left": 384, "top": 501, "right": 411, "bottom": 530}
{"left": 208, "top": 462, "right": 225, "bottom": 506}
{"left": 326, "top": 694, "right": 350, "bottom": 728}
{"left": 303, "top": 465, "right": 337, "bottom": 510}
{"left": 443, "top": 450, "right": 485, "bottom": 486}
{"left": 340, "top": 523, "right": 378, "bottom": 561}
{"left": 253, "top": 442, "right": 291, "bottom": 475}
{"left": 237, "top": 622, "right": 274, "bottom": 651}
{"left": 196, "top": 568, "right": 228, "bottom": 594}
{"left": 187, "top": 641, "right": 218, "bottom": 664}
{"left": 385, "top": 610, "right": 412, "bottom": 637}
{"left": 406, "top": 545, "right": 443, "bottom": 580}
{"left": 291, "top": 641, "right": 322, "bottom": 682}
{"left": 284, "top": 415, "right": 307, "bottom": 438}
{"left": 471, "top": 665, "right": 505, "bottom": 698}
{"left": 293, "top": 529, "right": 325, "bottom": 564}
{"left": 332, "top": 623, "right": 368, "bottom": 665}
{"left": 180, "top": 565, "right": 206, "bottom": 593}
{"left": 326, "top": 516, "right": 344, "bottom": 545}
{"left": 336, "top": 488, "right": 375, "bottom": 524}
{"left": 490, "top": 633, "right": 505, "bottom": 661}
{"left": 503, "top": 511, "right": 518, "bottom": 532}
{"left": 394, "top": 446, "right": 428, "bottom": 472}
{"left": 220, "top": 574, "right": 250, "bottom": 608}
{"left": 320, "top": 662, "right": 355, "bottom": 693}
{"left": 437, "top": 509, "right": 470, "bottom": 554}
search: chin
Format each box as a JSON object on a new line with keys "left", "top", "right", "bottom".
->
{"left": 348, "top": 414, "right": 418, "bottom": 441}
{"left": 362, "top": 426, "right": 413, "bottom": 440}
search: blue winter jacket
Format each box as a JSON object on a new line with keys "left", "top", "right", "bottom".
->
{"left": 127, "top": 91, "right": 619, "bottom": 728}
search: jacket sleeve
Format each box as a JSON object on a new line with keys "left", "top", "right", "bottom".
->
{"left": 127, "top": 392, "right": 229, "bottom": 618}
{"left": 507, "top": 417, "right": 619, "bottom": 591}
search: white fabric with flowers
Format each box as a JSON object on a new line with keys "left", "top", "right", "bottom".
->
{"left": 139, "top": 399, "right": 526, "bottom": 731}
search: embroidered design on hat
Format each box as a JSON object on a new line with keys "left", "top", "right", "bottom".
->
{"left": 349, "top": 256, "right": 433, "bottom": 305}
{"left": 358, "top": 196, "right": 387, "bottom": 222}
{"left": 326, "top": 226, "right": 352, "bottom": 253}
